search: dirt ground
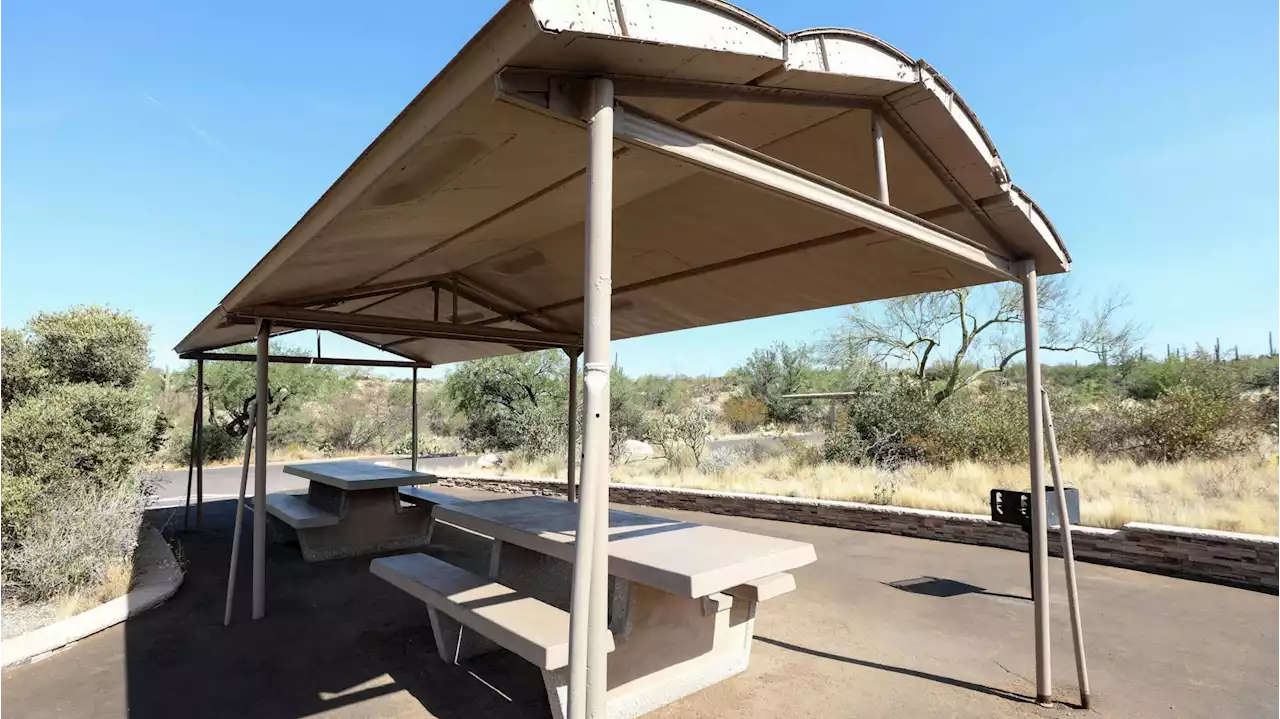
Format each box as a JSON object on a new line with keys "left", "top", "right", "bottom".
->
{"left": 2, "top": 488, "right": 1275, "bottom": 719}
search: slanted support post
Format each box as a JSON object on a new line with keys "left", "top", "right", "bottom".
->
{"left": 252, "top": 320, "right": 271, "bottom": 620}
{"left": 565, "top": 348, "right": 582, "bottom": 502}
{"left": 872, "top": 113, "right": 889, "bottom": 204}
{"left": 568, "top": 76, "right": 614, "bottom": 719}
{"left": 195, "top": 359, "right": 205, "bottom": 527}
{"left": 1020, "top": 260, "right": 1052, "bottom": 706}
{"left": 411, "top": 367, "right": 419, "bottom": 472}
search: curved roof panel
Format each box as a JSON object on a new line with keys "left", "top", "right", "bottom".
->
{"left": 178, "top": 0, "right": 1069, "bottom": 365}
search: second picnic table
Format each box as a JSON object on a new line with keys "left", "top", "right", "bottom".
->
{"left": 263, "top": 460, "right": 439, "bottom": 562}
{"left": 388, "top": 495, "right": 817, "bottom": 718}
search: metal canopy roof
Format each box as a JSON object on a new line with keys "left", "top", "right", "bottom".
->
{"left": 177, "top": 0, "right": 1069, "bottom": 367}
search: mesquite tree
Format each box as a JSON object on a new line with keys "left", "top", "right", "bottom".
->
{"left": 824, "top": 279, "right": 1140, "bottom": 404}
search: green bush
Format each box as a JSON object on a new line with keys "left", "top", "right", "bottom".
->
{"left": 1, "top": 382, "right": 153, "bottom": 549}
{"left": 2, "top": 328, "right": 46, "bottom": 411}
{"left": 823, "top": 377, "right": 932, "bottom": 466}
{"left": 921, "top": 389, "right": 1028, "bottom": 464}
{"left": 26, "top": 306, "right": 150, "bottom": 389}
{"left": 446, "top": 352, "right": 567, "bottom": 453}
{"left": 731, "top": 342, "right": 816, "bottom": 426}
{"left": 1122, "top": 381, "right": 1250, "bottom": 461}
{"left": 167, "top": 423, "right": 245, "bottom": 465}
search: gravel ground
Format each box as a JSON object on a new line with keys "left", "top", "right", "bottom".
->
{"left": 1, "top": 599, "right": 59, "bottom": 640}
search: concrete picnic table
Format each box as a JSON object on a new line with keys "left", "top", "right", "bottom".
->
{"left": 429, "top": 495, "right": 817, "bottom": 718}
{"left": 265, "top": 460, "right": 439, "bottom": 561}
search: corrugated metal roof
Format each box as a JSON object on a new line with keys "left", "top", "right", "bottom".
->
{"left": 177, "top": 0, "right": 1068, "bottom": 366}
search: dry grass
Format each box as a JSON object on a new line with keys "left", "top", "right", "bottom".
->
{"left": 53, "top": 560, "right": 134, "bottom": 619}
{"left": 484, "top": 451, "right": 1280, "bottom": 535}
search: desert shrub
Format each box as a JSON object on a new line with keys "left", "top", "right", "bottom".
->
{"left": 1233, "top": 356, "right": 1279, "bottom": 391}
{"left": 3, "top": 478, "right": 152, "bottom": 602}
{"left": 1123, "top": 358, "right": 1195, "bottom": 401}
{"left": 609, "top": 370, "right": 649, "bottom": 462}
{"left": 823, "top": 377, "right": 932, "bottom": 466}
{"left": 26, "top": 306, "right": 150, "bottom": 389}
{"left": 921, "top": 389, "right": 1028, "bottom": 464}
{"left": 167, "top": 423, "right": 245, "bottom": 465}
{"left": 447, "top": 352, "right": 566, "bottom": 453}
{"left": 700, "top": 445, "right": 755, "bottom": 475}
{"left": 1, "top": 383, "right": 153, "bottom": 495}
{"left": 731, "top": 342, "right": 816, "bottom": 425}
{"left": 780, "top": 436, "right": 823, "bottom": 468}
{"left": 646, "top": 406, "right": 714, "bottom": 470}
{"left": 634, "top": 374, "right": 692, "bottom": 412}
{"left": 2, "top": 328, "right": 46, "bottom": 410}
{"left": 0, "top": 470, "right": 40, "bottom": 542}
{"left": 721, "top": 396, "right": 768, "bottom": 433}
{"left": 1120, "top": 381, "right": 1251, "bottom": 461}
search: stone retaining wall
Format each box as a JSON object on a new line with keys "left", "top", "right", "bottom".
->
{"left": 437, "top": 474, "right": 1279, "bottom": 593}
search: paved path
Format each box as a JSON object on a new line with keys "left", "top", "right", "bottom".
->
{"left": 3, "top": 487, "right": 1273, "bottom": 719}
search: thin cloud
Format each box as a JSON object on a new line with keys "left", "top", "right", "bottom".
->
{"left": 143, "top": 92, "right": 238, "bottom": 160}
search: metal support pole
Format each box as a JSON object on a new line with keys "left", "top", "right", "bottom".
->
{"left": 183, "top": 396, "right": 198, "bottom": 530}
{"left": 872, "top": 113, "right": 889, "bottom": 204}
{"left": 568, "top": 76, "right": 614, "bottom": 719}
{"left": 411, "top": 367, "right": 420, "bottom": 472}
{"left": 195, "top": 359, "right": 205, "bottom": 527}
{"left": 566, "top": 349, "right": 581, "bottom": 503}
{"left": 1042, "top": 389, "right": 1091, "bottom": 709}
{"left": 252, "top": 320, "right": 271, "bottom": 620}
{"left": 1021, "top": 260, "right": 1052, "bottom": 706}
{"left": 224, "top": 408, "right": 256, "bottom": 626}
{"left": 433, "top": 285, "right": 440, "bottom": 323}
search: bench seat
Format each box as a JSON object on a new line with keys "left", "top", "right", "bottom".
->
{"left": 260, "top": 492, "right": 340, "bottom": 529}
{"left": 399, "top": 486, "right": 473, "bottom": 509}
{"left": 726, "top": 572, "right": 795, "bottom": 602}
{"left": 371, "top": 553, "right": 613, "bottom": 671}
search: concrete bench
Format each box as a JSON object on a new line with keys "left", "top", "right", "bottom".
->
{"left": 726, "top": 572, "right": 795, "bottom": 603}
{"left": 260, "top": 493, "right": 340, "bottom": 529}
{"left": 398, "top": 486, "right": 473, "bottom": 509}
{"left": 370, "top": 553, "right": 615, "bottom": 672}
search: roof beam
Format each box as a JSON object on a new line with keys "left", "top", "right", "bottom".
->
{"left": 610, "top": 103, "right": 1019, "bottom": 282}
{"left": 496, "top": 68, "right": 883, "bottom": 112}
{"left": 492, "top": 203, "right": 967, "bottom": 323}
{"left": 226, "top": 304, "right": 581, "bottom": 349}
{"left": 176, "top": 352, "right": 431, "bottom": 369}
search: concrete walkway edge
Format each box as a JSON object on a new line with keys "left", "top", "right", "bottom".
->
{"left": 1, "top": 524, "right": 184, "bottom": 668}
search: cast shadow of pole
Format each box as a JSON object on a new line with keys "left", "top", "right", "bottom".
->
{"left": 754, "top": 635, "right": 1036, "bottom": 705}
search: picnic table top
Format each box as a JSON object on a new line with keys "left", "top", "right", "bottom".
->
{"left": 434, "top": 495, "right": 817, "bottom": 598}
{"left": 282, "top": 460, "right": 438, "bottom": 491}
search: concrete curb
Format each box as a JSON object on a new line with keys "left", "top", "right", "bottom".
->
{"left": 1, "top": 524, "right": 184, "bottom": 668}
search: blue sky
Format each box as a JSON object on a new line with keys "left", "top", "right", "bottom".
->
{"left": 3, "top": 0, "right": 1277, "bottom": 379}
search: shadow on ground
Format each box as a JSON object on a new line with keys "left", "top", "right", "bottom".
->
{"left": 116, "top": 499, "right": 546, "bottom": 719}
{"left": 754, "top": 635, "right": 1037, "bottom": 704}
{"left": 885, "top": 576, "right": 1030, "bottom": 602}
